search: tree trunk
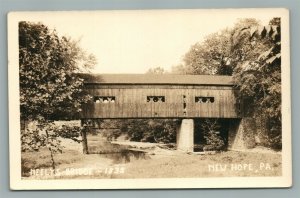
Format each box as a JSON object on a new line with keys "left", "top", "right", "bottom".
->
{"left": 81, "top": 127, "right": 89, "bottom": 154}
{"left": 45, "top": 129, "right": 56, "bottom": 170}
{"left": 48, "top": 147, "right": 56, "bottom": 170}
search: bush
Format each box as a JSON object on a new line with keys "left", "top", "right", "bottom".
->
{"left": 264, "top": 118, "right": 282, "bottom": 150}
{"left": 201, "top": 119, "right": 225, "bottom": 151}
{"left": 120, "top": 119, "right": 178, "bottom": 143}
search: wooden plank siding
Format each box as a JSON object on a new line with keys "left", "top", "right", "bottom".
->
{"left": 81, "top": 84, "right": 240, "bottom": 119}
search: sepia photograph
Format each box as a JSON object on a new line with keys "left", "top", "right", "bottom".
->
{"left": 8, "top": 8, "right": 291, "bottom": 189}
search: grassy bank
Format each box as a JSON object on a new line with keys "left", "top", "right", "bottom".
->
{"left": 118, "top": 150, "right": 282, "bottom": 178}
{"left": 21, "top": 134, "right": 282, "bottom": 179}
{"left": 22, "top": 149, "right": 281, "bottom": 179}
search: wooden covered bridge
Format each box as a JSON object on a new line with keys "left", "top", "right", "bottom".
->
{"left": 79, "top": 74, "right": 245, "bottom": 152}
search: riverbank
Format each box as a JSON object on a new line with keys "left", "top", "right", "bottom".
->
{"left": 21, "top": 138, "right": 282, "bottom": 179}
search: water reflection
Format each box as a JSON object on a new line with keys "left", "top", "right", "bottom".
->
{"left": 100, "top": 150, "right": 150, "bottom": 163}
{"left": 87, "top": 137, "right": 151, "bottom": 163}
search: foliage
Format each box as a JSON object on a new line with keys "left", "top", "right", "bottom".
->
{"left": 232, "top": 18, "right": 282, "bottom": 149}
{"left": 21, "top": 120, "right": 82, "bottom": 169}
{"left": 171, "top": 64, "right": 193, "bottom": 74}
{"left": 201, "top": 119, "right": 225, "bottom": 151}
{"left": 85, "top": 119, "right": 178, "bottom": 144}
{"left": 178, "top": 19, "right": 260, "bottom": 75}
{"left": 19, "top": 21, "right": 96, "bottom": 165}
{"left": 177, "top": 18, "right": 282, "bottom": 149}
{"left": 101, "top": 129, "right": 123, "bottom": 141}
{"left": 19, "top": 21, "right": 96, "bottom": 121}
{"left": 146, "top": 66, "right": 167, "bottom": 74}
{"left": 55, "top": 125, "right": 82, "bottom": 143}
{"left": 120, "top": 119, "right": 178, "bottom": 143}
{"left": 183, "top": 29, "right": 232, "bottom": 75}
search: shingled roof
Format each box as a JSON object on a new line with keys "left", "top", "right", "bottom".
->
{"left": 78, "top": 73, "right": 234, "bottom": 86}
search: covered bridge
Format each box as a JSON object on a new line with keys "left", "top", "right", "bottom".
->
{"left": 80, "top": 74, "right": 241, "bottom": 119}
{"left": 79, "top": 74, "right": 246, "bottom": 153}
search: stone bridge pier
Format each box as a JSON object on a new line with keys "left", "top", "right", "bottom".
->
{"left": 176, "top": 119, "right": 194, "bottom": 152}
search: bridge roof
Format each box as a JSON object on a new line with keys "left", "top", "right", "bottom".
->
{"left": 79, "top": 73, "right": 234, "bottom": 86}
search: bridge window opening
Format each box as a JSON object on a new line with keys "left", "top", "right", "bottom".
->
{"left": 147, "top": 96, "right": 165, "bottom": 103}
{"left": 94, "top": 96, "right": 116, "bottom": 103}
{"left": 195, "top": 97, "right": 214, "bottom": 103}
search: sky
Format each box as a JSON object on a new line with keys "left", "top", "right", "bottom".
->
{"left": 18, "top": 9, "right": 275, "bottom": 74}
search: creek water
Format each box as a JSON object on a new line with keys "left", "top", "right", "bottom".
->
{"left": 99, "top": 150, "right": 150, "bottom": 163}
{"left": 87, "top": 138, "right": 151, "bottom": 163}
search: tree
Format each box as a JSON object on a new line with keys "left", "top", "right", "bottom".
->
{"left": 201, "top": 119, "right": 225, "bottom": 151}
{"left": 146, "top": 66, "right": 166, "bottom": 74}
{"left": 181, "top": 19, "right": 260, "bottom": 76}
{"left": 232, "top": 18, "right": 282, "bottom": 149}
{"left": 120, "top": 119, "right": 178, "bottom": 143}
{"left": 19, "top": 21, "right": 97, "bottom": 168}
{"left": 183, "top": 29, "right": 232, "bottom": 75}
{"left": 19, "top": 21, "right": 96, "bottom": 121}
{"left": 179, "top": 18, "right": 282, "bottom": 149}
{"left": 171, "top": 64, "right": 192, "bottom": 74}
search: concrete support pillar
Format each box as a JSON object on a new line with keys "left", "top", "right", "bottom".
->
{"left": 176, "top": 119, "right": 194, "bottom": 152}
